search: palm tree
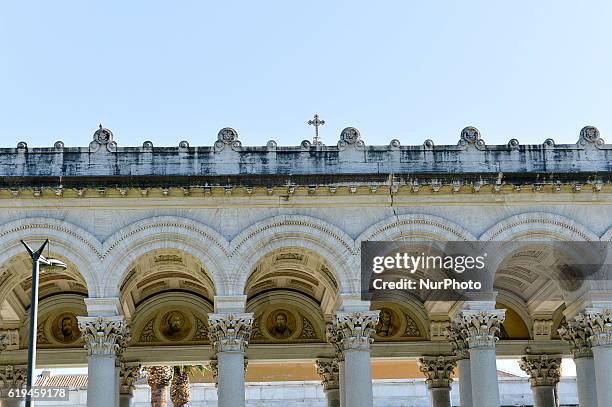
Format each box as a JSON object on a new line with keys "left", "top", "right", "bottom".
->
{"left": 147, "top": 366, "right": 174, "bottom": 407}
{"left": 170, "top": 365, "right": 206, "bottom": 407}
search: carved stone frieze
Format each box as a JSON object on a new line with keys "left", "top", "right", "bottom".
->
{"left": 77, "top": 316, "right": 130, "bottom": 356}
{"left": 207, "top": 313, "right": 253, "bottom": 353}
{"left": 519, "top": 354, "right": 562, "bottom": 387}
{"left": 417, "top": 356, "right": 456, "bottom": 389}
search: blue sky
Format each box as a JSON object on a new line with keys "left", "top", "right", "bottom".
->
{"left": 1, "top": 1, "right": 611, "bottom": 148}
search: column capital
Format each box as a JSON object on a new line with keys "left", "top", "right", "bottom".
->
{"left": 77, "top": 316, "right": 130, "bottom": 356}
{"left": 328, "top": 311, "right": 379, "bottom": 352}
{"left": 206, "top": 359, "right": 218, "bottom": 387}
{"left": 315, "top": 358, "right": 339, "bottom": 391}
{"left": 519, "top": 354, "right": 562, "bottom": 387}
{"left": 453, "top": 309, "right": 505, "bottom": 349}
{"left": 558, "top": 319, "right": 592, "bottom": 358}
{"left": 207, "top": 313, "right": 253, "bottom": 353}
{"left": 444, "top": 322, "right": 469, "bottom": 359}
{"left": 119, "top": 363, "right": 142, "bottom": 395}
{"left": 417, "top": 356, "right": 456, "bottom": 389}
{"left": 0, "top": 365, "right": 27, "bottom": 388}
{"left": 575, "top": 308, "right": 612, "bottom": 347}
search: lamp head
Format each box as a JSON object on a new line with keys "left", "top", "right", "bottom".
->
{"left": 38, "top": 256, "right": 67, "bottom": 270}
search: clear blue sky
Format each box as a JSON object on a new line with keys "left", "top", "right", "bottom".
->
{"left": 1, "top": 1, "right": 611, "bottom": 148}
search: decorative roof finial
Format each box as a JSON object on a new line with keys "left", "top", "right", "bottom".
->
{"left": 308, "top": 114, "right": 325, "bottom": 146}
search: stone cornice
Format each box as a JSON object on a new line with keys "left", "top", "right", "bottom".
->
{"left": 2, "top": 127, "right": 611, "bottom": 193}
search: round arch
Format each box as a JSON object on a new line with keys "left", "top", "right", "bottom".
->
{"left": 100, "top": 216, "right": 229, "bottom": 297}
{"left": 228, "top": 215, "right": 357, "bottom": 295}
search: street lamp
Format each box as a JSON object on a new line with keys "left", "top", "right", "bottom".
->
{"left": 21, "top": 239, "right": 67, "bottom": 407}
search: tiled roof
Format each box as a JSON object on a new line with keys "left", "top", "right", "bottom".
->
{"left": 497, "top": 370, "right": 520, "bottom": 378}
{"left": 35, "top": 374, "right": 88, "bottom": 388}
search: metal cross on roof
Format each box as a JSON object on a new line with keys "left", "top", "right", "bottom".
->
{"left": 307, "top": 114, "right": 325, "bottom": 145}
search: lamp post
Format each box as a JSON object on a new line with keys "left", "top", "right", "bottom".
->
{"left": 21, "top": 240, "right": 67, "bottom": 407}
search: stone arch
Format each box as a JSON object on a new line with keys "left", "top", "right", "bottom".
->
{"left": 100, "top": 216, "right": 229, "bottom": 297}
{"left": 229, "top": 215, "right": 357, "bottom": 295}
{"left": 479, "top": 212, "right": 598, "bottom": 242}
{"left": 355, "top": 214, "right": 477, "bottom": 245}
{"left": 0, "top": 217, "right": 99, "bottom": 298}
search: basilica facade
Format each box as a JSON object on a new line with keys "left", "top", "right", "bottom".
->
{"left": 0, "top": 125, "right": 611, "bottom": 407}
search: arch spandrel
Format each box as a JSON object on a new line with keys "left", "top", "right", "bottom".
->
{"left": 228, "top": 215, "right": 358, "bottom": 296}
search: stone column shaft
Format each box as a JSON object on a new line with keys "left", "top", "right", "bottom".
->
{"left": 327, "top": 311, "right": 379, "bottom": 407}
{"left": 454, "top": 309, "right": 505, "bottom": 407}
{"left": 78, "top": 316, "right": 130, "bottom": 407}
{"left": 446, "top": 323, "right": 472, "bottom": 407}
{"left": 519, "top": 354, "right": 561, "bottom": 407}
{"left": 338, "top": 359, "right": 346, "bottom": 407}
{"left": 208, "top": 313, "right": 253, "bottom": 407}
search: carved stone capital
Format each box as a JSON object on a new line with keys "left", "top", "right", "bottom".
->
{"left": 444, "top": 322, "right": 469, "bottom": 360}
{"left": 146, "top": 366, "right": 173, "bottom": 387}
{"left": 558, "top": 319, "right": 592, "bottom": 358}
{"left": 315, "top": 359, "right": 339, "bottom": 391}
{"left": 77, "top": 316, "right": 130, "bottom": 356}
{"left": 417, "top": 356, "right": 456, "bottom": 389}
{"left": 453, "top": 309, "right": 505, "bottom": 349}
{"left": 575, "top": 309, "right": 612, "bottom": 347}
{"left": 207, "top": 313, "right": 253, "bottom": 353}
{"left": 519, "top": 354, "right": 562, "bottom": 387}
{"left": 328, "top": 311, "right": 379, "bottom": 352}
{"left": 0, "top": 365, "right": 27, "bottom": 388}
{"left": 119, "top": 363, "right": 142, "bottom": 395}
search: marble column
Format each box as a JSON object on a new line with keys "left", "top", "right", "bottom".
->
{"left": 418, "top": 356, "right": 457, "bottom": 407}
{"left": 78, "top": 316, "right": 130, "bottom": 407}
{"left": 446, "top": 323, "right": 472, "bottom": 407}
{"left": 558, "top": 319, "right": 597, "bottom": 407}
{"left": 315, "top": 359, "right": 340, "bottom": 407}
{"left": 0, "top": 365, "right": 26, "bottom": 407}
{"left": 207, "top": 313, "right": 253, "bottom": 407}
{"left": 453, "top": 309, "right": 505, "bottom": 407}
{"left": 519, "top": 354, "right": 561, "bottom": 407}
{"left": 119, "top": 363, "right": 141, "bottom": 407}
{"left": 576, "top": 309, "right": 612, "bottom": 407}
{"left": 328, "top": 311, "right": 379, "bottom": 407}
